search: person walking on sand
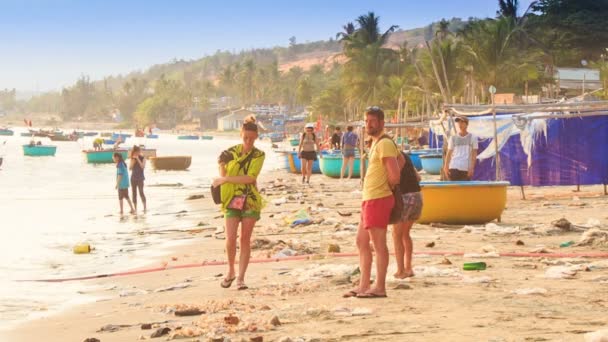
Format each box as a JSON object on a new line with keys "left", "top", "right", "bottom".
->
{"left": 113, "top": 152, "right": 135, "bottom": 215}
{"left": 340, "top": 125, "right": 359, "bottom": 180}
{"left": 129, "top": 145, "right": 147, "bottom": 213}
{"left": 443, "top": 116, "right": 478, "bottom": 181}
{"left": 212, "top": 115, "right": 265, "bottom": 291}
{"left": 298, "top": 123, "right": 321, "bottom": 184}
{"left": 393, "top": 151, "right": 423, "bottom": 279}
{"left": 344, "top": 106, "right": 401, "bottom": 299}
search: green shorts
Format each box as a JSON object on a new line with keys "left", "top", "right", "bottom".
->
{"left": 224, "top": 209, "right": 261, "bottom": 221}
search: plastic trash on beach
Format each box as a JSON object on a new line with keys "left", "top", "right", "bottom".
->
{"left": 333, "top": 306, "right": 373, "bottom": 317}
{"left": 291, "top": 264, "right": 357, "bottom": 282}
{"left": 290, "top": 218, "right": 312, "bottom": 227}
{"left": 462, "top": 275, "right": 493, "bottom": 284}
{"left": 584, "top": 329, "right": 608, "bottom": 342}
{"left": 119, "top": 288, "right": 148, "bottom": 297}
{"left": 544, "top": 266, "right": 579, "bottom": 279}
{"left": 460, "top": 223, "right": 519, "bottom": 235}
{"left": 273, "top": 248, "right": 297, "bottom": 258}
{"left": 581, "top": 218, "right": 602, "bottom": 229}
{"left": 153, "top": 282, "right": 191, "bottom": 293}
{"left": 512, "top": 288, "right": 548, "bottom": 295}
{"left": 272, "top": 197, "right": 287, "bottom": 205}
{"left": 286, "top": 209, "right": 312, "bottom": 227}
{"left": 576, "top": 228, "right": 608, "bottom": 247}
{"left": 412, "top": 266, "right": 461, "bottom": 278}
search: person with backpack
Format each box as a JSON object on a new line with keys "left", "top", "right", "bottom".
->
{"left": 212, "top": 115, "right": 265, "bottom": 291}
{"left": 392, "top": 151, "right": 422, "bottom": 279}
{"left": 340, "top": 125, "right": 359, "bottom": 179}
{"left": 298, "top": 123, "right": 321, "bottom": 184}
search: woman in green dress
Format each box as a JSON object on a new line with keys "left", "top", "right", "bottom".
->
{"left": 212, "top": 115, "right": 265, "bottom": 290}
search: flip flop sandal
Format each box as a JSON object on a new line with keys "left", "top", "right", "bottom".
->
{"left": 220, "top": 277, "right": 236, "bottom": 288}
{"left": 237, "top": 283, "right": 249, "bottom": 290}
{"left": 342, "top": 290, "right": 359, "bottom": 298}
{"left": 356, "top": 293, "right": 387, "bottom": 299}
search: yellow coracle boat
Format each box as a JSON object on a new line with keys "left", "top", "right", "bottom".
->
{"left": 418, "top": 181, "right": 510, "bottom": 225}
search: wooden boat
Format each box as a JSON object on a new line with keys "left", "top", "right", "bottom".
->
{"left": 406, "top": 149, "right": 435, "bottom": 171}
{"left": 21, "top": 132, "right": 33, "bottom": 137}
{"left": 0, "top": 128, "right": 14, "bottom": 136}
{"left": 281, "top": 151, "right": 321, "bottom": 174}
{"left": 150, "top": 156, "right": 191, "bottom": 170}
{"left": 83, "top": 149, "right": 128, "bottom": 164}
{"left": 319, "top": 152, "right": 366, "bottom": 178}
{"left": 177, "top": 135, "right": 199, "bottom": 140}
{"left": 420, "top": 153, "right": 443, "bottom": 175}
{"left": 146, "top": 134, "right": 159, "bottom": 139}
{"left": 83, "top": 132, "right": 98, "bottom": 137}
{"left": 112, "top": 133, "right": 132, "bottom": 140}
{"left": 23, "top": 144, "right": 57, "bottom": 156}
{"left": 49, "top": 134, "right": 78, "bottom": 141}
{"left": 201, "top": 135, "right": 213, "bottom": 140}
{"left": 418, "top": 181, "right": 510, "bottom": 224}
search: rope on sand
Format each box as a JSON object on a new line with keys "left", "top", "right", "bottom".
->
{"left": 17, "top": 250, "right": 608, "bottom": 283}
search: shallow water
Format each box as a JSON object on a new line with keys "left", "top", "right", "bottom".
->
{"left": 0, "top": 129, "right": 282, "bottom": 329}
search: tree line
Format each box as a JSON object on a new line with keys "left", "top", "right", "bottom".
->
{"left": 13, "top": 0, "right": 608, "bottom": 126}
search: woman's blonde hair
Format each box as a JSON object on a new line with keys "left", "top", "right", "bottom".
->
{"left": 242, "top": 114, "right": 258, "bottom": 133}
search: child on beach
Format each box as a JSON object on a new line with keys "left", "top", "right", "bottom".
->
{"left": 129, "top": 146, "right": 147, "bottom": 213}
{"left": 113, "top": 152, "right": 135, "bottom": 215}
{"left": 212, "top": 115, "right": 265, "bottom": 290}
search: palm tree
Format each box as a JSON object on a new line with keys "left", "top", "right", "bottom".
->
{"left": 497, "top": 0, "right": 519, "bottom": 19}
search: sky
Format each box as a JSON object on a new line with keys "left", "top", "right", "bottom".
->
{"left": 0, "top": 0, "right": 534, "bottom": 92}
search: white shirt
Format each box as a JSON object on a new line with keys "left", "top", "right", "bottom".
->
{"left": 448, "top": 133, "right": 478, "bottom": 171}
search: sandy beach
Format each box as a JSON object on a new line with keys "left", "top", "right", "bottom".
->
{"left": 3, "top": 168, "right": 608, "bottom": 342}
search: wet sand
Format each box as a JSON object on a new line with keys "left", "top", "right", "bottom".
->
{"left": 3, "top": 169, "right": 608, "bottom": 341}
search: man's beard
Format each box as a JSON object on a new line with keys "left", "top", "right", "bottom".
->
{"left": 366, "top": 127, "right": 380, "bottom": 136}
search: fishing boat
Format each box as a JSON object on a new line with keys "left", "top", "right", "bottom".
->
{"left": 201, "top": 135, "right": 214, "bottom": 140}
{"left": 149, "top": 156, "right": 192, "bottom": 171}
{"left": 289, "top": 138, "right": 300, "bottom": 147}
{"left": 83, "top": 132, "right": 98, "bottom": 137}
{"left": 177, "top": 135, "right": 199, "bottom": 140}
{"left": 49, "top": 134, "right": 78, "bottom": 142}
{"left": 418, "top": 181, "right": 509, "bottom": 224}
{"left": 100, "top": 132, "right": 112, "bottom": 137}
{"left": 405, "top": 149, "right": 434, "bottom": 171}
{"left": 23, "top": 144, "right": 57, "bottom": 156}
{"left": 420, "top": 153, "right": 443, "bottom": 175}
{"left": 20, "top": 132, "right": 33, "bottom": 137}
{"left": 146, "top": 134, "right": 159, "bottom": 139}
{"left": 103, "top": 139, "right": 116, "bottom": 145}
{"left": 83, "top": 149, "right": 128, "bottom": 164}
{"left": 280, "top": 151, "right": 321, "bottom": 174}
{"left": 0, "top": 128, "right": 14, "bottom": 136}
{"left": 319, "top": 152, "right": 366, "bottom": 178}
{"left": 269, "top": 132, "right": 284, "bottom": 143}
{"left": 112, "top": 133, "right": 132, "bottom": 140}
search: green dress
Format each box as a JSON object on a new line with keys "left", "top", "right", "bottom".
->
{"left": 220, "top": 144, "right": 265, "bottom": 220}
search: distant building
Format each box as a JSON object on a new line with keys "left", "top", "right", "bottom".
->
{"left": 217, "top": 108, "right": 256, "bottom": 131}
{"left": 555, "top": 68, "right": 601, "bottom": 91}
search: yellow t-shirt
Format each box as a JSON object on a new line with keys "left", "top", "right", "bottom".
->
{"left": 362, "top": 137, "right": 399, "bottom": 201}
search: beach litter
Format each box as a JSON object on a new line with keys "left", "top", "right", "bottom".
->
{"left": 544, "top": 266, "right": 580, "bottom": 279}
{"left": 150, "top": 327, "right": 171, "bottom": 338}
{"left": 153, "top": 281, "right": 191, "bottom": 293}
{"left": 461, "top": 223, "right": 520, "bottom": 235}
{"left": 462, "top": 276, "right": 493, "bottom": 283}
{"left": 119, "top": 287, "right": 148, "bottom": 297}
{"left": 291, "top": 263, "right": 357, "bottom": 282}
{"left": 332, "top": 307, "right": 373, "bottom": 317}
{"left": 273, "top": 248, "right": 297, "bottom": 258}
{"left": 512, "top": 288, "right": 548, "bottom": 295}
{"left": 412, "top": 266, "right": 461, "bottom": 278}
{"left": 576, "top": 229, "right": 608, "bottom": 247}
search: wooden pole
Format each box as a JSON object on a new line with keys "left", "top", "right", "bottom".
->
{"left": 492, "top": 94, "right": 500, "bottom": 181}
{"left": 520, "top": 186, "right": 526, "bottom": 200}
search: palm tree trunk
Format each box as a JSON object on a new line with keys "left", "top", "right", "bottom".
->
{"left": 424, "top": 41, "right": 449, "bottom": 103}
{"left": 434, "top": 40, "right": 453, "bottom": 101}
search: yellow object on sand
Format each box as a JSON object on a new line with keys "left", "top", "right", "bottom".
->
{"left": 73, "top": 243, "right": 91, "bottom": 254}
{"left": 418, "top": 181, "right": 509, "bottom": 225}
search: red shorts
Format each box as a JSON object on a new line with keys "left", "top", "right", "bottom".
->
{"left": 361, "top": 195, "right": 394, "bottom": 229}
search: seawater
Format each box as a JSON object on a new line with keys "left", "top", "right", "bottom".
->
{"left": 0, "top": 130, "right": 283, "bottom": 329}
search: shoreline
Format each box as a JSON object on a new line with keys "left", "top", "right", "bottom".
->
{"left": 3, "top": 169, "right": 608, "bottom": 341}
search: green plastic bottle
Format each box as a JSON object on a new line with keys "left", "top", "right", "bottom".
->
{"left": 463, "top": 262, "right": 487, "bottom": 271}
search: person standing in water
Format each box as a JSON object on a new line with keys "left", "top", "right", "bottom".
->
{"left": 298, "top": 123, "right": 321, "bottom": 184}
{"left": 129, "top": 146, "right": 147, "bottom": 213}
{"left": 212, "top": 115, "right": 265, "bottom": 291}
{"left": 113, "top": 152, "right": 135, "bottom": 215}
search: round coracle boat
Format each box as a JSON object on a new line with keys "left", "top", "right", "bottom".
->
{"left": 150, "top": 156, "right": 192, "bottom": 171}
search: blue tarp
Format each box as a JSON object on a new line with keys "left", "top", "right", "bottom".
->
{"left": 431, "top": 115, "right": 608, "bottom": 186}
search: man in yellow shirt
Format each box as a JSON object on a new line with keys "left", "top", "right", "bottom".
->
{"left": 344, "top": 106, "right": 401, "bottom": 299}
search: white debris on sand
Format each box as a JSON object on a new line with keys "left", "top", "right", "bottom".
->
{"left": 462, "top": 276, "right": 493, "bottom": 284}
{"left": 576, "top": 228, "right": 608, "bottom": 247}
{"left": 544, "top": 266, "right": 580, "bottom": 279}
{"left": 460, "top": 223, "right": 520, "bottom": 235}
{"left": 291, "top": 264, "right": 357, "bottom": 282}
{"left": 512, "top": 288, "right": 548, "bottom": 295}
{"left": 412, "top": 266, "right": 461, "bottom": 278}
